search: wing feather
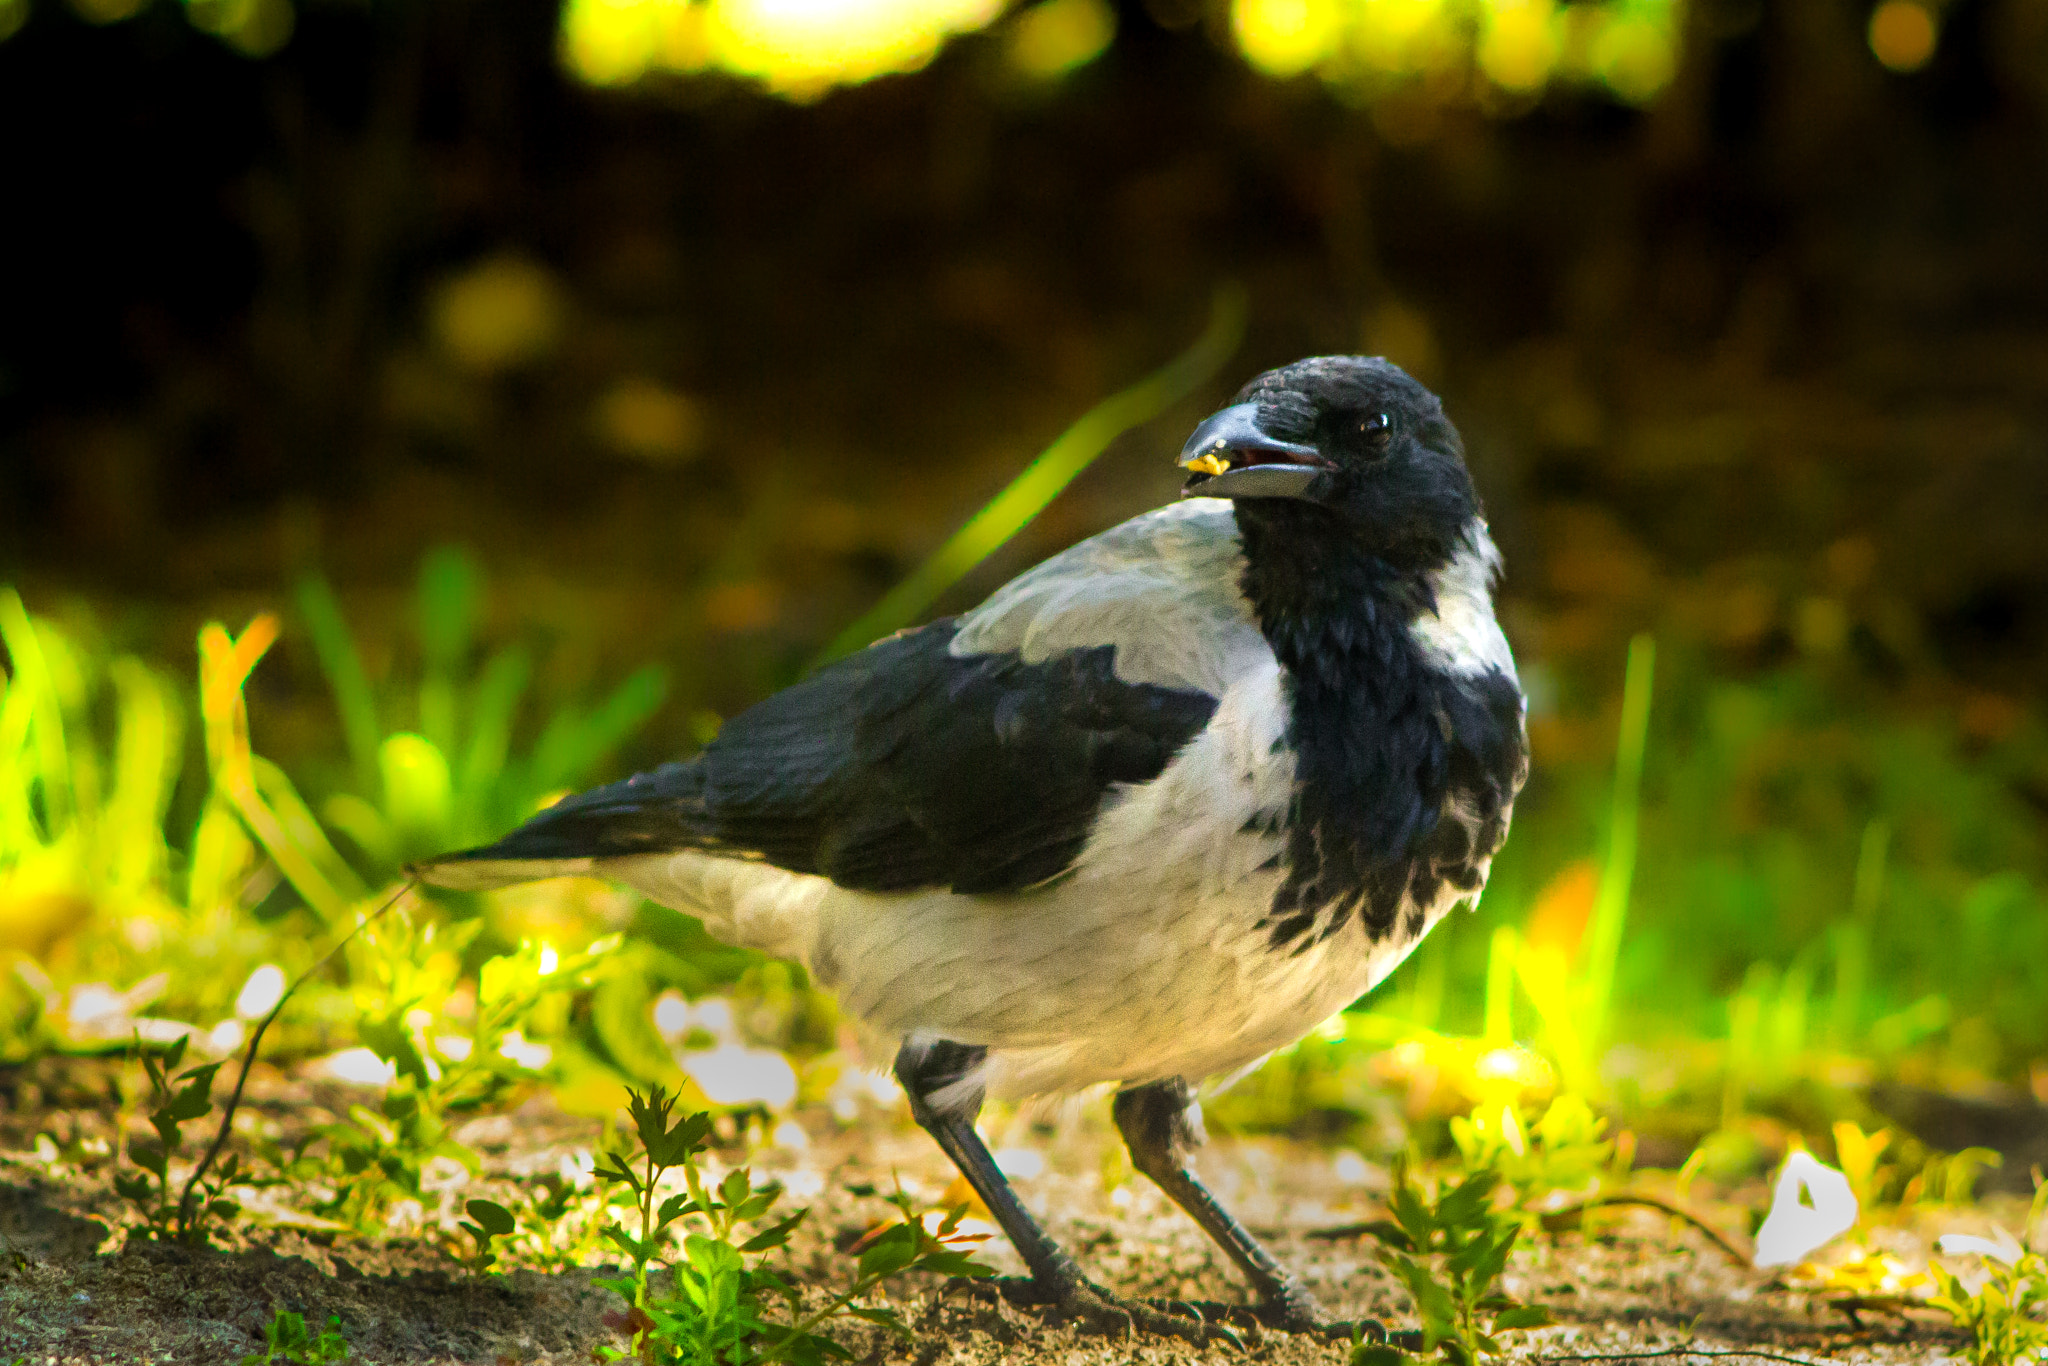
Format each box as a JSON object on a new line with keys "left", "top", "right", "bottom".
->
{"left": 420, "top": 501, "right": 1271, "bottom": 896}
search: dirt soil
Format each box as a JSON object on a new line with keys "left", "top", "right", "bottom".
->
{"left": 0, "top": 1074, "right": 1986, "bottom": 1366}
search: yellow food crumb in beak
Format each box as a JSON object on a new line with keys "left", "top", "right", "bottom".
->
{"left": 1185, "top": 452, "right": 1231, "bottom": 477}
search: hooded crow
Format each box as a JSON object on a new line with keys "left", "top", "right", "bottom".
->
{"left": 417, "top": 355, "right": 1527, "bottom": 1344}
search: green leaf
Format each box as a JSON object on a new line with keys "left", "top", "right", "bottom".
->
{"left": 1491, "top": 1304, "right": 1554, "bottom": 1331}
{"left": 465, "top": 1198, "right": 516, "bottom": 1237}
{"left": 1356, "top": 1218, "right": 1416, "bottom": 1253}
{"left": 915, "top": 1250, "right": 995, "bottom": 1278}
{"left": 856, "top": 1223, "right": 922, "bottom": 1281}
{"left": 739, "top": 1211, "right": 806, "bottom": 1253}
{"left": 847, "top": 1304, "right": 911, "bottom": 1337}
{"left": 1392, "top": 1181, "right": 1436, "bottom": 1243}
{"left": 1437, "top": 1169, "right": 1500, "bottom": 1228}
{"left": 655, "top": 1191, "right": 699, "bottom": 1228}
{"left": 601, "top": 1226, "right": 649, "bottom": 1261}
{"left": 1349, "top": 1348, "right": 1412, "bottom": 1366}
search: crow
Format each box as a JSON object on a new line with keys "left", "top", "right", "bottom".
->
{"left": 417, "top": 355, "right": 1528, "bottom": 1344}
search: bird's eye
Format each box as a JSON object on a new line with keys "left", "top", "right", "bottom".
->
{"left": 1359, "top": 412, "right": 1393, "bottom": 449}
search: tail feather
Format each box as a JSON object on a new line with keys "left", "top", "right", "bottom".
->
{"left": 411, "top": 854, "right": 597, "bottom": 891}
{"left": 411, "top": 759, "right": 709, "bottom": 891}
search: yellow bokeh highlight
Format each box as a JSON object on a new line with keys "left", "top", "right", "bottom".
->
{"left": 69, "top": 0, "right": 151, "bottom": 26}
{"left": 562, "top": 0, "right": 711, "bottom": 85}
{"left": 1231, "top": 0, "right": 1342, "bottom": 78}
{"left": 1588, "top": 10, "right": 1675, "bottom": 104}
{"left": 548, "top": 0, "right": 1688, "bottom": 112}
{"left": 429, "top": 255, "right": 566, "bottom": 376}
{"left": 562, "top": 0, "right": 1002, "bottom": 96}
{"left": 592, "top": 377, "right": 705, "bottom": 465}
{"left": 1868, "top": 0, "right": 1937, "bottom": 72}
{"left": 1347, "top": 0, "right": 1456, "bottom": 78}
{"left": 1479, "top": 0, "right": 1561, "bottom": 93}
{"left": 1007, "top": 0, "right": 1116, "bottom": 81}
{"left": 184, "top": 0, "right": 295, "bottom": 56}
{"left": 725, "top": 0, "right": 1002, "bottom": 96}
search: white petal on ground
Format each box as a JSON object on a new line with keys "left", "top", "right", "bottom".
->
{"left": 1753, "top": 1150, "right": 1859, "bottom": 1267}
{"left": 496, "top": 1030, "right": 553, "bottom": 1071}
{"left": 234, "top": 964, "right": 287, "bottom": 1020}
{"left": 1938, "top": 1230, "right": 2025, "bottom": 1265}
{"left": 684, "top": 1043, "right": 798, "bottom": 1108}
{"left": 311, "top": 1047, "right": 399, "bottom": 1087}
{"left": 652, "top": 990, "right": 691, "bottom": 1040}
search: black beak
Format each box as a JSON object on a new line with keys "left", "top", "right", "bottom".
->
{"left": 1177, "top": 402, "right": 1326, "bottom": 500}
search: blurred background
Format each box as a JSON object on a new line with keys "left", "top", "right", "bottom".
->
{"left": 4, "top": 0, "right": 2048, "bottom": 1192}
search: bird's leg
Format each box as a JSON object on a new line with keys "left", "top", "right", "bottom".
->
{"left": 893, "top": 1040, "right": 1240, "bottom": 1347}
{"left": 1112, "top": 1078, "right": 1381, "bottom": 1341}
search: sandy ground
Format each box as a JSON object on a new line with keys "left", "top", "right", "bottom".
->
{"left": 0, "top": 1080, "right": 1983, "bottom": 1365}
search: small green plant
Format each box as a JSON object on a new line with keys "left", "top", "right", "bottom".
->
{"left": 309, "top": 918, "right": 617, "bottom": 1228}
{"left": 239, "top": 1309, "right": 351, "bottom": 1364}
{"left": 1350, "top": 1164, "right": 1551, "bottom": 1366}
{"left": 113, "top": 1032, "right": 244, "bottom": 1246}
{"left": 459, "top": 1197, "right": 517, "bottom": 1273}
{"left": 1926, "top": 1177, "right": 2048, "bottom": 1366}
{"left": 592, "top": 1085, "right": 993, "bottom": 1364}
{"left": 1449, "top": 1094, "right": 1627, "bottom": 1210}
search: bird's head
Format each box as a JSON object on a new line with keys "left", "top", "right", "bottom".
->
{"left": 1179, "top": 355, "right": 1478, "bottom": 571}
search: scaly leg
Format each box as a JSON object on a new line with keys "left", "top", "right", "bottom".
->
{"left": 1112, "top": 1077, "right": 1383, "bottom": 1341}
{"left": 894, "top": 1040, "right": 1241, "bottom": 1346}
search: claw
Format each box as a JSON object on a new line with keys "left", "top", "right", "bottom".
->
{"left": 964, "top": 1275, "right": 1246, "bottom": 1349}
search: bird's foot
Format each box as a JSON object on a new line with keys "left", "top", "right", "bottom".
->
{"left": 1245, "top": 1284, "right": 1392, "bottom": 1345}
{"left": 948, "top": 1275, "right": 1246, "bottom": 1348}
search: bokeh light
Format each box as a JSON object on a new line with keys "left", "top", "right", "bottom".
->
{"left": 1478, "top": 0, "right": 1562, "bottom": 94}
{"left": 1006, "top": 0, "right": 1116, "bottom": 81}
{"left": 184, "top": 0, "right": 295, "bottom": 56}
{"left": 1868, "top": 0, "right": 1938, "bottom": 72}
{"left": 1232, "top": 0, "right": 1344, "bottom": 78}
{"left": 559, "top": 0, "right": 1002, "bottom": 96}
{"left": 67, "top": 0, "right": 150, "bottom": 26}
{"left": 1233, "top": 0, "right": 1680, "bottom": 109}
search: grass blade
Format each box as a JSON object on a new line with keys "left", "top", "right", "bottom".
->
{"left": 810, "top": 283, "right": 1246, "bottom": 668}
{"left": 295, "top": 575, "right": 383, "bottom": 798}
{"left": 1583, "top": 633, "right": 1654, "bottom": 1050}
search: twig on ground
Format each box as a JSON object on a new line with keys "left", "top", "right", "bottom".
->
{"left": 1537, "top": 1347, "right": 1834, "bottom": 1365}
{"left": 1541, "top": 1194, "right": 1753, "bottom": 1267}
{"left": 1308, "top": 1192, "right": 1750, "bottom": 1268}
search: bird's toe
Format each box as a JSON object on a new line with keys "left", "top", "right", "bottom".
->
{"left": 965, "top": 1276, "right": 1244, "bottom": 1348}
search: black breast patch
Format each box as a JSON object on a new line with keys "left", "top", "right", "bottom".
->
{"left": 1261, "top": 640, "right": 1527, "bottom": 954}
{"left": 435, "top": 621, "right": 1219, "bottom": 896}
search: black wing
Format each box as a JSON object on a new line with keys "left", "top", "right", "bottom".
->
{"left": 427, "top": 620, "right": 1218, "bottom": 895}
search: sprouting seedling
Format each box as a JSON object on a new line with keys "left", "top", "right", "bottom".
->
{"left": 592, "top": 1086, "right": 719, "bottom": 1320}
{"left": 589, "top": 1088, "right": 993, "bottom": 1364}
{"left": 239, "top": 1309, "right": 351, "bottom": 1365}
{"left": 114, "top": 1032, "right": 241, "bottom": 1246}
{"left": 1350, "top": 1163, "right": 1552, "bottom": 1366}
{"left": 459, "top": 1198, "right": 517, "bottom": 1273}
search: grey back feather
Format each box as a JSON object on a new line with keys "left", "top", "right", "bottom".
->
{"left": 950, "top": 499, "right": 1269, "bottom": 698}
